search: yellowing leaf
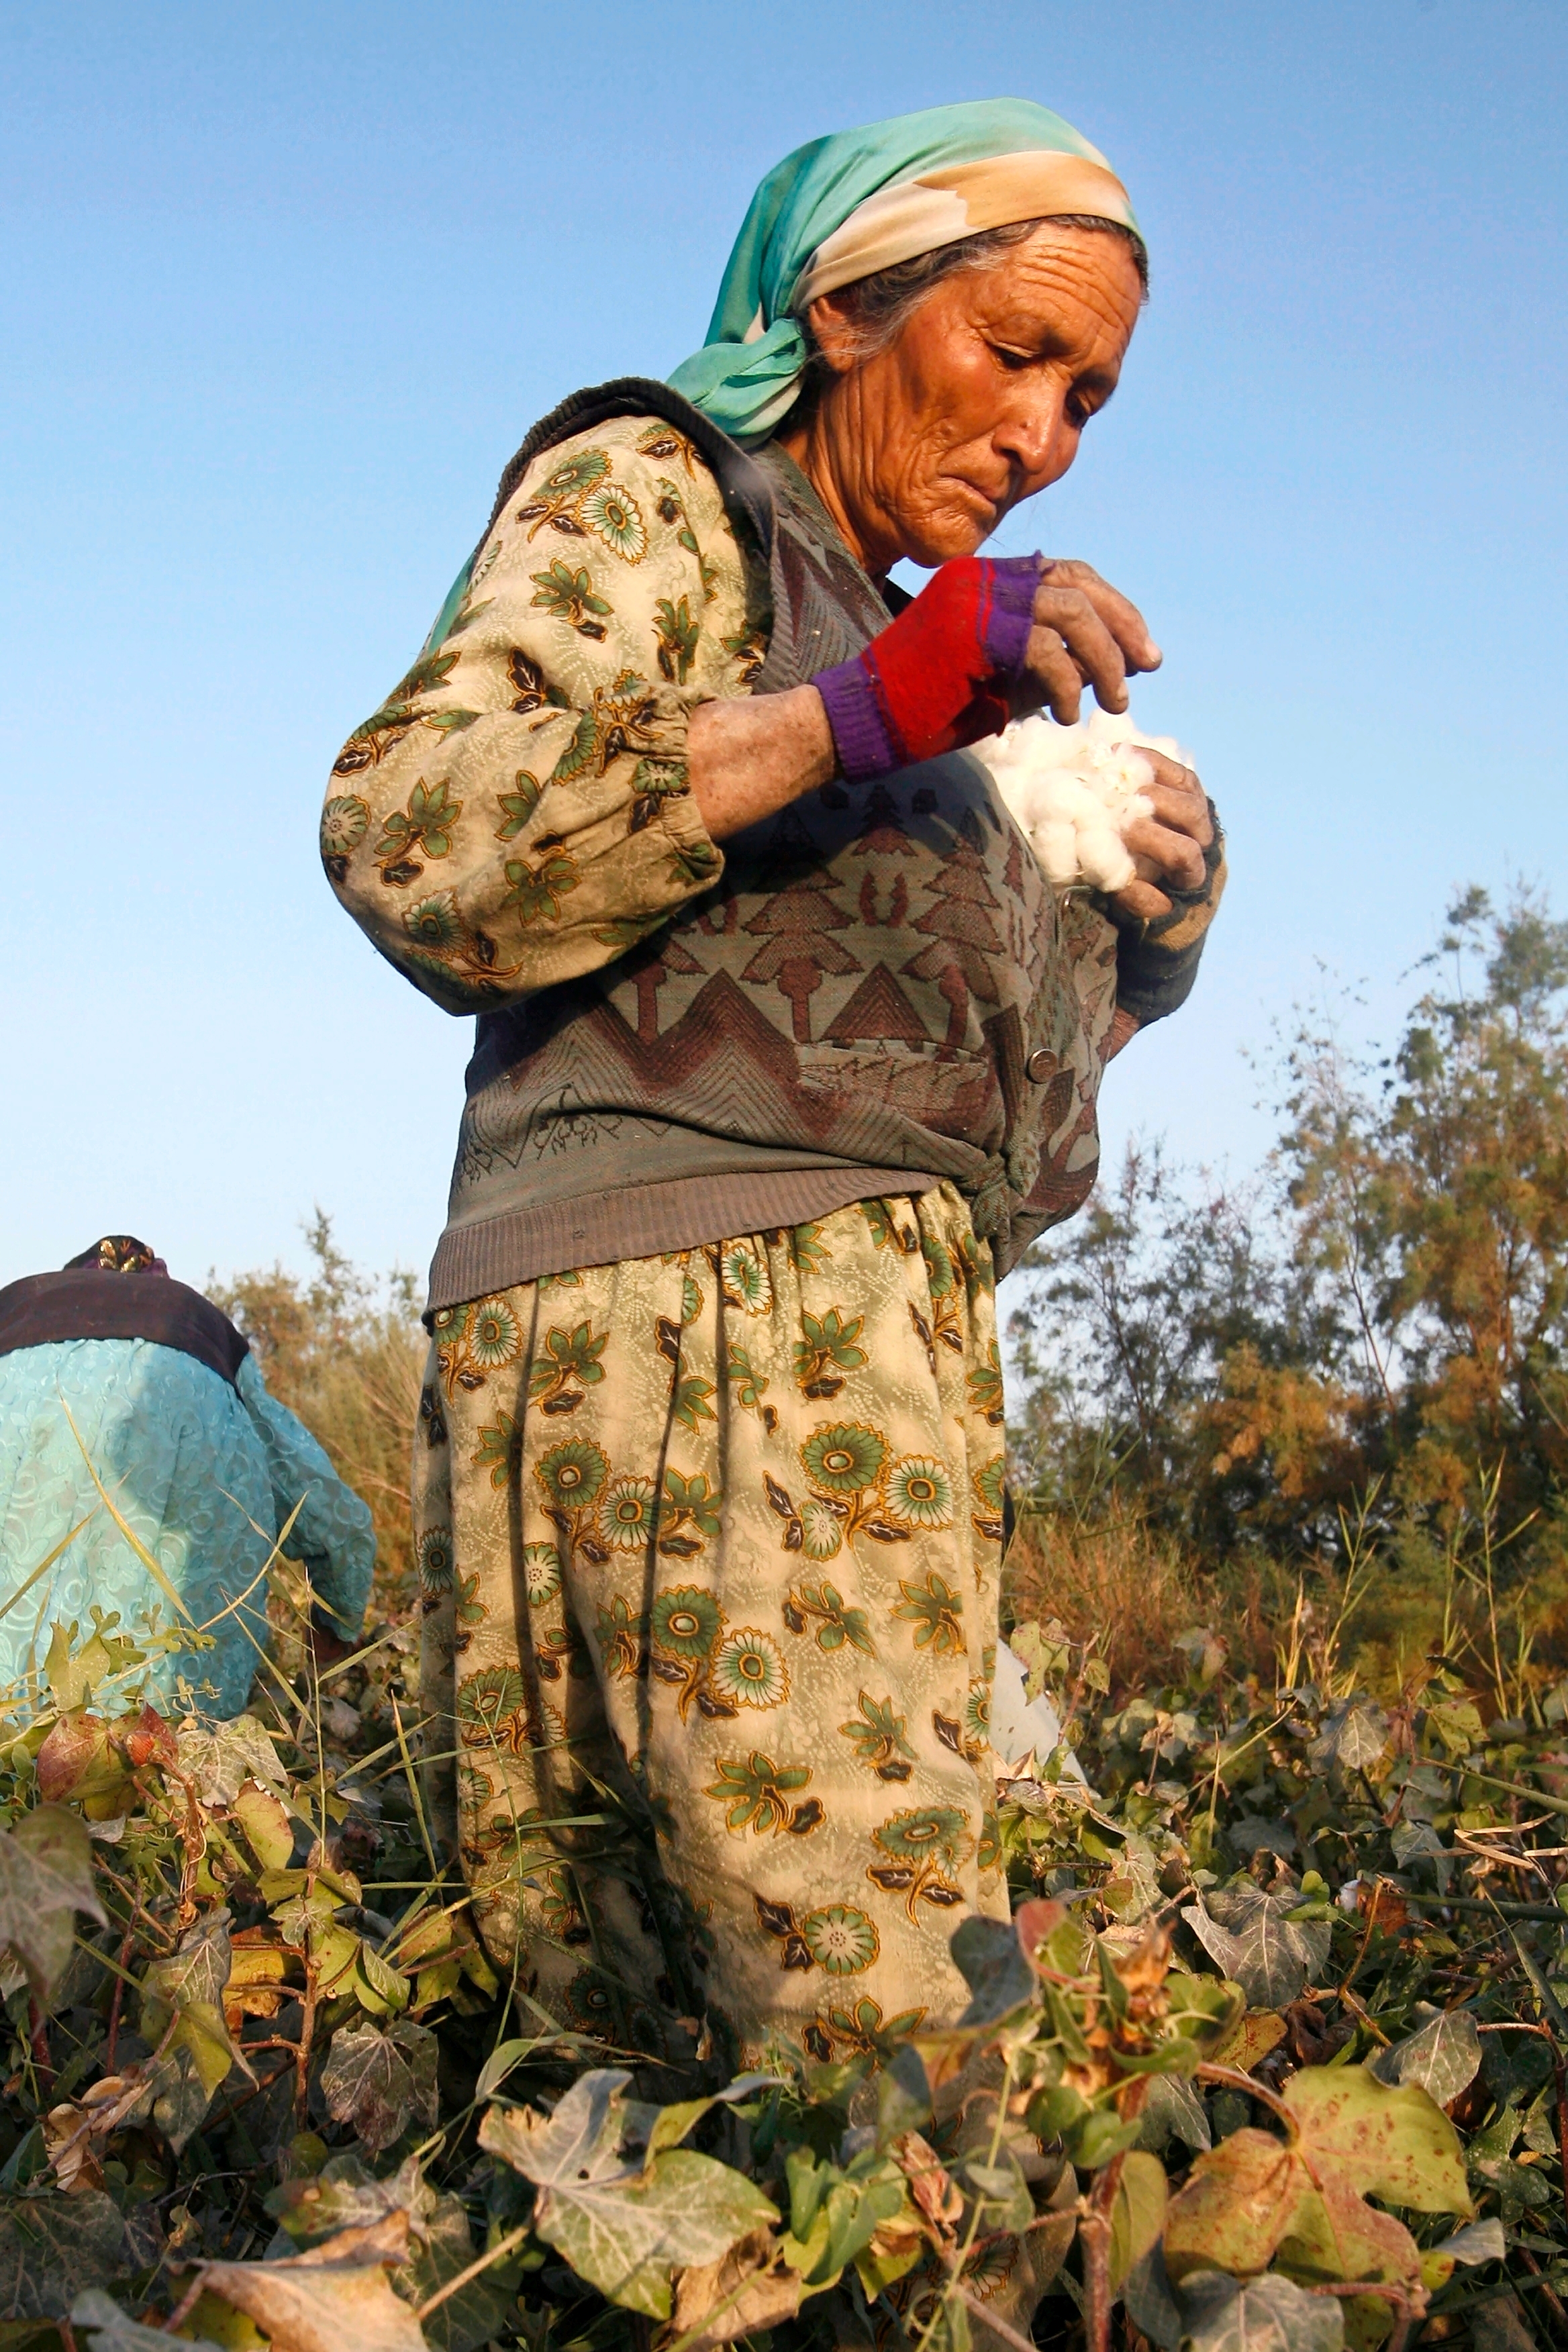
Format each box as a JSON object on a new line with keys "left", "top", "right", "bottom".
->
{"left": 1211, "top": 2010, "right": 1289, "bottom": 2075}
{"left": 197, "top": 2214, "right": 430, "bottom": 2352}
{"left": 1283, "top": 2064, "right": 1472, "bottom": 2217}
{"left": 173, "top": 2288, "right": 268, "bottom": 2347}
{"left": 670, "top": 2226, "right": 801, "bottom": 2349}
{"left": 70, "top": 2288, "right": 225, "bottom": 2352}
{"left": 1277, "top": 2172, "right": 1423, "bottom": 2291}
{"left": 1163, "top": 2129, "right": 1311, "bottom": 2282}
{"left": 230, "top": 1781, "right": 294, "bottom": 1872}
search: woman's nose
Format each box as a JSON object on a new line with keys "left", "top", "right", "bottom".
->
{"left": 995, "top": 387, "right": 1072, "bottom": 492}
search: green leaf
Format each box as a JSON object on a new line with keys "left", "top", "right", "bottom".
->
{"left": 544, "top": 2152, "right": 773, "bottom": 2318}
{"left": 142, "top": 1906, "right": 234, "bottom": 2028}
{"left": 1283, "top": 2064, "right": 1472, "bottom": 2216}
{"left": 0, "top": 2190, "right": 126, "bottom": 2320}
{"left": 1177, "top": 2268, "right": 1344, "bottom": 2352}
{"left": 1309, "top": 1699, "right": 1390, "bottom": 1774}
{"left": 951, "top": 1913, "right": 1036, "bottom": 2023}
{"left": 320, "top": 2019, "right": 438, "bottom": 2155}
{"left": 353, "top": 1939, "right": 411, "bottom": 2018}
{"left": 1423, "top": 1700, "right": 1484, "bottom": 1757}
{"left": 396, "top": 2192, "right": 519, "bottom": 2352}
{"left": 1135, "top": 2072, "right": 1212, "bottom": 2155}
{"left": 71, "top": 2290, "right": 224, "bottom": 2352}
{"left": 875, "top": 2044, "right": 932, "bottom": 2145}
{"left": 1109, "top": 2149, "right": 1167, "bottom": 2289}
{"left": 138, "top": 1908, "right": 249, "bottom": 2147}
{"left": 1369, "top": 2010, "right": 1479, "bottom": 2109}
{"left": 177, "top": 1716, "right": 287, "bottom": 1807}
{"left": 482, "top": 2067, "right": 628, "bottom": 2187}
{"left": 0, "top": 1805, "right": 107, "bottom": 1999}
{"left": 481, "top": 2071, "right": 777, "bottom": 2317}
{"left": 1182, "top": 1890, "right": 1330, "bottom": 2010}
{"left": 474, "top": 2037, "right": 540, "bottom": 2102}
{"left": 1067, "top": 2107, "right": 1142, "bottom": 2170}
{"left": 1123, "top": 2242, "right": 1183, "bottom": 2352}
{"left": 1419, "top": 2215, "right": 1505, "bottom": 2292}
{"left": 963, "top": 2154, "right": 1034, "bottom": 2237}
{"left": 268, "top": 2153, "right": 430, "bottom": 2249}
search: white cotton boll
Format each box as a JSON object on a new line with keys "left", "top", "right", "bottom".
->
{"left": 973, "top": 707, "right": 1193, "bottom": 892}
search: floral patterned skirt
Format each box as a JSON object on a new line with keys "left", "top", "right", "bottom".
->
{"left": 412, "top": 1180, "right": 1010, "bottom": 2067}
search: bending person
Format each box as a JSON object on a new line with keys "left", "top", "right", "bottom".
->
{"left": 0, "top": 1236, "right": 375, "bottom": 1715}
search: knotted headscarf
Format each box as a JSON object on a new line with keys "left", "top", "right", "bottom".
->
{"left": 668, "top": 98, "right": 1140, "bottom": 445}
{"left": 64, "top": 1236, "right": 169, "bottom": 1275}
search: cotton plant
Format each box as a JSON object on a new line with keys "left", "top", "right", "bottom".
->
{"left": 975, "top": 707, "right": 1191, "bottom": 892}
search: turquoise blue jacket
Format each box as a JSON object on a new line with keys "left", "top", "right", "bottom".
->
{"left": 0, "top": 1338, "right": 375, "bottom": 1717}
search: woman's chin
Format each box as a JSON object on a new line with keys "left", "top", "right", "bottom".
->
{"left": 890, "top": 508, "right": 992, "bottom": 569}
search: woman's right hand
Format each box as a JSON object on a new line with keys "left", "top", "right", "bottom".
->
{"left": 1014, "top": 558, "right": 1163, "bottom": 726}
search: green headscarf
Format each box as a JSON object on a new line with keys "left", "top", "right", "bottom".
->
{"left": 668, "top": 98, "right": 1140, "bottom": 446}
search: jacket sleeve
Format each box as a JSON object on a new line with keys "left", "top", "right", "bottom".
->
{"left": 321, "top": 413, "right": 767, "bottom": 1015}
{"left": 236, "top": 1354, "right": 376, "bottom": 1643}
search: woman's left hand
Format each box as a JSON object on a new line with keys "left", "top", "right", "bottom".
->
{"left": 1112, "top": 748, "right": 1214, "bottom": 920}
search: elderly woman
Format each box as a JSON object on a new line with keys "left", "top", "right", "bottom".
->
{"left": 324, "top": 99, "right": 1223, "bottom": 2067}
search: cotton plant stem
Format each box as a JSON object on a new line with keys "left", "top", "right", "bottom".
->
{"left": 954, "top": 2286, "right": 1040, "bottom": 2352}
{"left": 1516, "top": 2247, "right": 1568, "bottom": 2333}
{"left": 160, "top": 2274, "right": 207, "bottom": 2333}
{"left": 1079, "top": 2187, "right": 1112, "bottom": 2352}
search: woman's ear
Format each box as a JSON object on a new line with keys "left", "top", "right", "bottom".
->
{"left": 803, "top": 292, "right": 863, "bottom": 378}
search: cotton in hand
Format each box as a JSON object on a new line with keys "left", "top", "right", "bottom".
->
{"left": 975, "top": 707, "right": 1193, "bottom": 893}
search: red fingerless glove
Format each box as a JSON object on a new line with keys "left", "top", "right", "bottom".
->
{"left": 812, "top": 553, "right": 1045, "bottom": 781}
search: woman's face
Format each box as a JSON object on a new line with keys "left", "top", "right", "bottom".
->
{"left": 789, "top": 224, "right": 1144, "bottom": 577}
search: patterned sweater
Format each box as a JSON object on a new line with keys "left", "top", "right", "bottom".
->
{"left": 324, "top": 383, "right": 1225, "bottom": 1304}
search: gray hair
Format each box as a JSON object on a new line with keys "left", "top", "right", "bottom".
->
{"left": 789, "top": 213, "right": 1148, "bottom": 407}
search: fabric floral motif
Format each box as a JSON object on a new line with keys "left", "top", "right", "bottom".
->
{"left": 868, "top": 1802, "right": 975, "bottom": 1920}
{"left": 802, "top": 1904, "right": 879, "bottom": 1975}
{"left": 521, "top": 1540, "right": 562, "bottom": 1608}
{"left": 531, "top": 560, "right": 611, "bottom": 638}
{"left": 322, "top": 413, "right": 761, "bottom": 1017}
{"left": 417, "top": 1524, "right": 455, "bottom": 1613}
{"left": 705, "top": 1751, "right": 814, "bottom": 1836}
{"left": 581, "top": 479, "right": 648, "bottom": 562}
{"left": 414, "top": 1181, "right": 1008, "bottom": 2062}
{"left": 320, "top": 793, "right": 369, "bottom": 882}
{"left": 712, "top": 1628, "right": 789, "bottom": 1709}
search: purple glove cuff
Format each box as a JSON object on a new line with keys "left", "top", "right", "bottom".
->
{"left": 980, "top": 554, "right": 1048, "bottom": 676}
{"left": 812, "top": 658, "right": 899, "bottom": 781}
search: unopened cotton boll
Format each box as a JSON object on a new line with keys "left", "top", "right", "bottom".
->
{"left": 973, "top": 708, "right": 1192, "bottom": 892}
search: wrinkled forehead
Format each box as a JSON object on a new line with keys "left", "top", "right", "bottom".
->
{"left": 793, "top": 149, "right": 1137, "bottom": 312}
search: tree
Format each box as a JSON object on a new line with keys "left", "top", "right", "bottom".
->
{"left": 1008, "top": 889, "right": 1568, "bottom": 1604}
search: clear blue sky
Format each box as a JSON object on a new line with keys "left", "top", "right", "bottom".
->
{"left": 3, "top": 1, "right": 1564, "bottom": 1302}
